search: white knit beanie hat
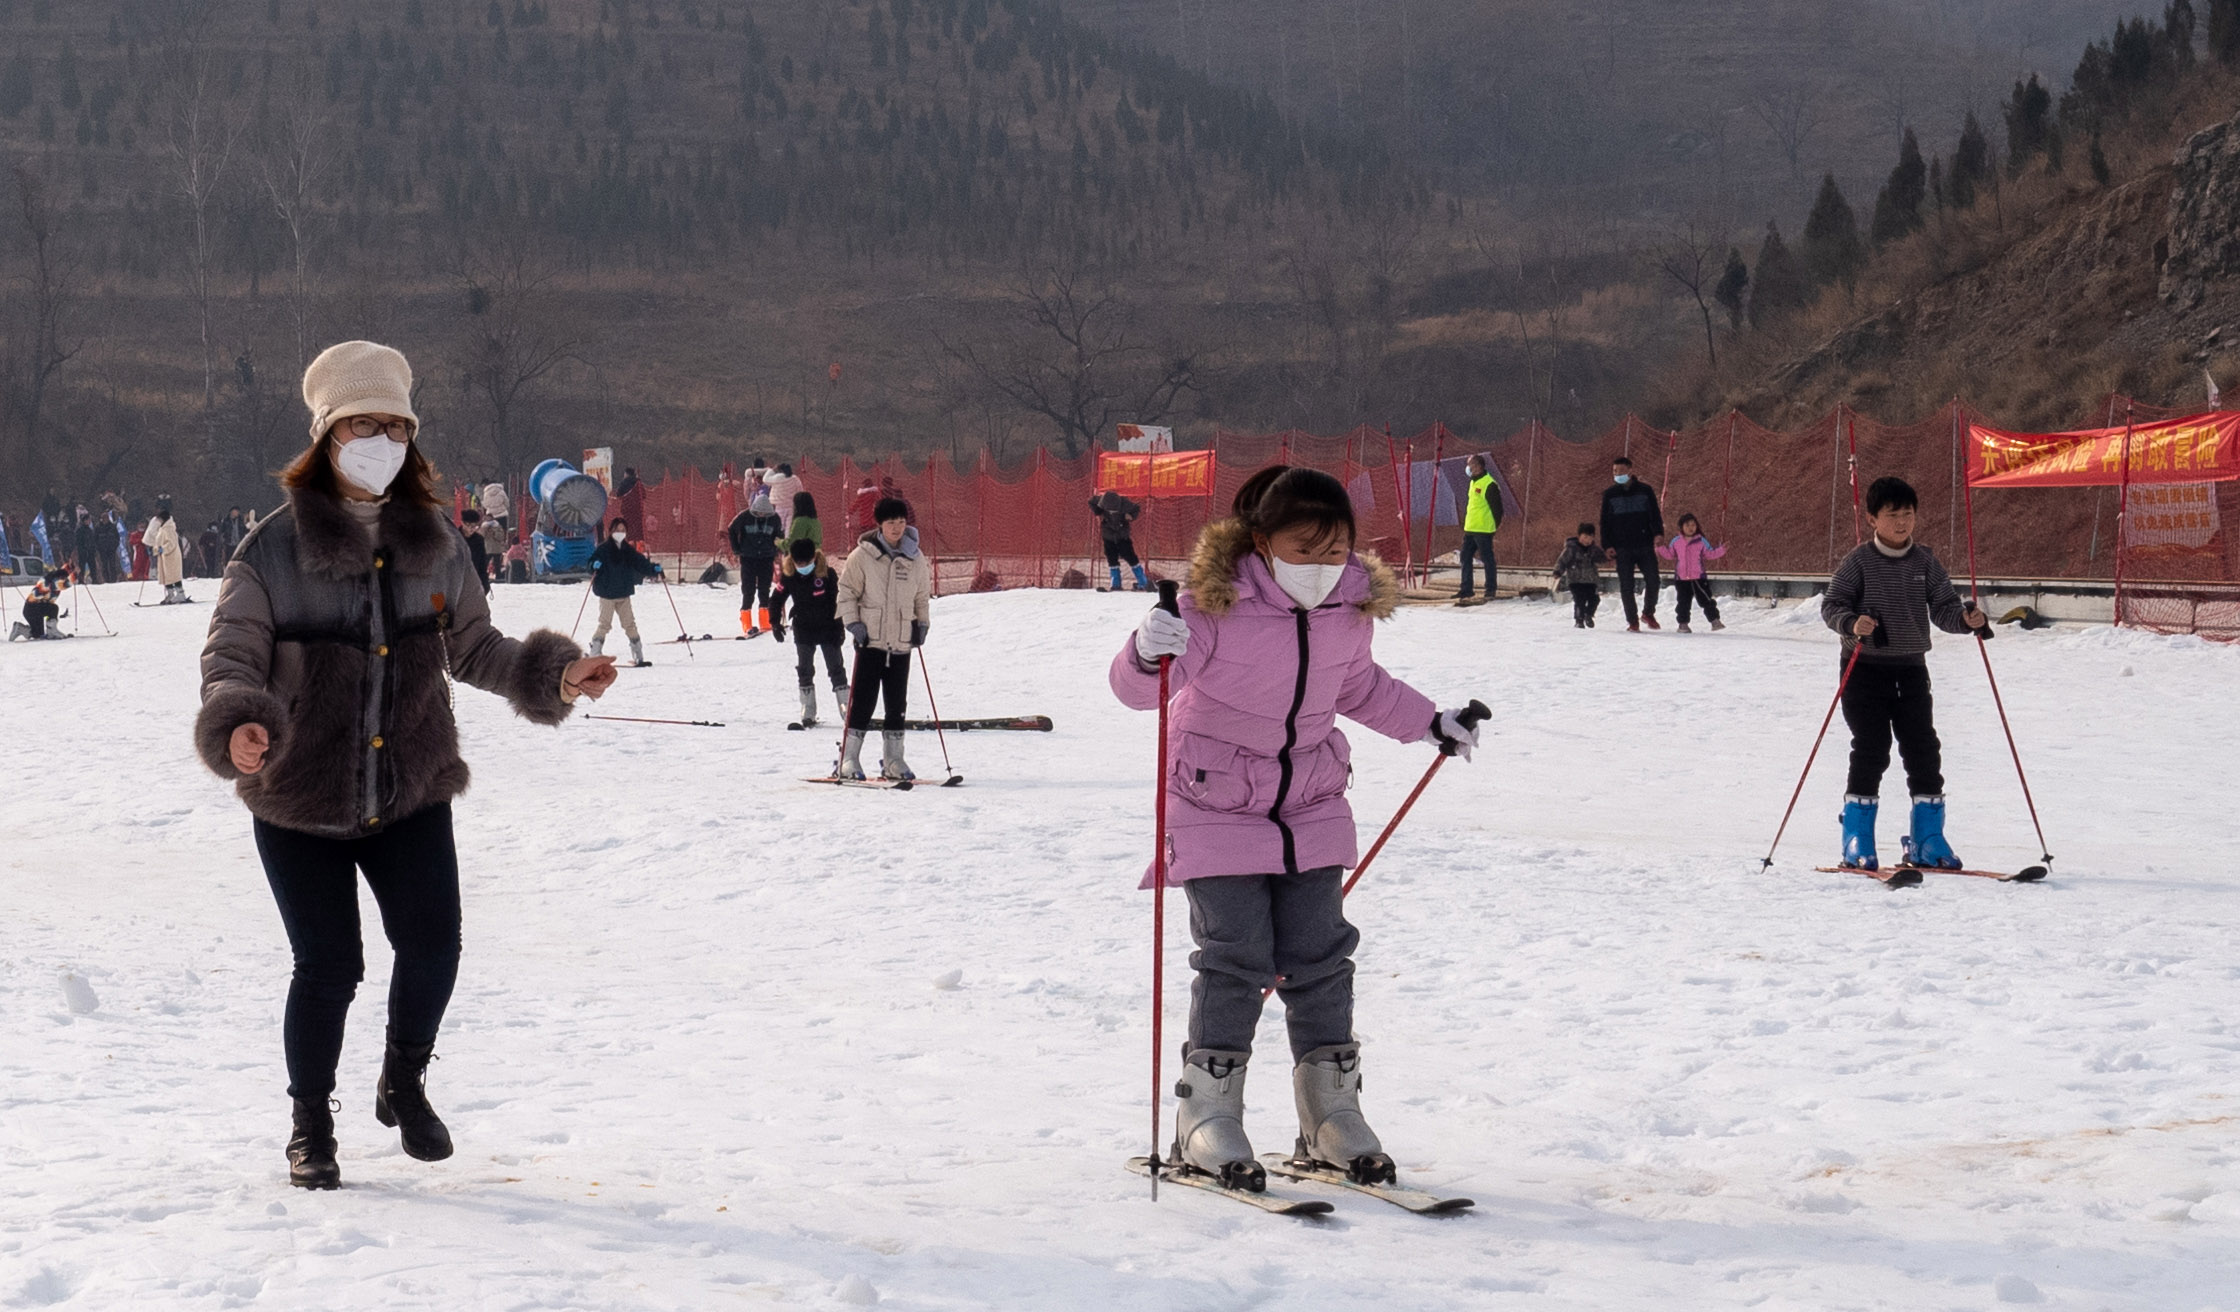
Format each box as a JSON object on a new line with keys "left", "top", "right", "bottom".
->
{"left": 301, "top": 340, "right": 416, "bottom": 441}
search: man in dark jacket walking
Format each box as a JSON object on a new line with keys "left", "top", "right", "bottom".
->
{"left": 1090, "top": 489, "right": 1149, "bottom": 591}
{"left": 1598, "top": 456, "right": 1665, "bottom": 631}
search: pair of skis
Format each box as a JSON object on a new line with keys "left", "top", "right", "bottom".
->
{"left": 788, "top": 716, "right": 1051, "bottom": 733}
{"left": 1816, "top": 862, "right": 2049, "bottom": 888}
{"left": 1125, "top": 1155, "right": 1473, "bottom": 1218}
{"left": 802, "top": 773, "right": 964, "bottom": 791}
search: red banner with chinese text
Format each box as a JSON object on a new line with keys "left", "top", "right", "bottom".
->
{"left": 1968, "top": 412, "right": 2240, "bottom": 487}
{"left": 1095, "top": 450, "right": 1217, "bottom": 498}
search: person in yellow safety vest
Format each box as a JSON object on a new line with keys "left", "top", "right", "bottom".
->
{"left": 1455, "top": 454, "right": 1503, "bottom": 604}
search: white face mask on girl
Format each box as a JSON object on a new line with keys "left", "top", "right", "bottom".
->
{"left": 611, "top": 530, "right": 628, "bottom": 543}
{"left": 1267, "top": 555, "right": 1346, "bottom": 610}
{"left": 333, "top": 435, "right": 409, "bottom": 496}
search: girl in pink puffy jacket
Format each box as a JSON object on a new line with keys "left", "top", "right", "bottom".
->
{"left": 1110, "top": 465, "right": 1481, "bottom": 1193}
{"left": 1655, "top": 512, "right": 1728, "bottom": 632}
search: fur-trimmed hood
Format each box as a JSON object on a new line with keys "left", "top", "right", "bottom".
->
{"left": 1184, "top": 517, "right": 1401, "bottom": 620}
{"left": 286, "top": 483, "right": 457, "bottom": 580}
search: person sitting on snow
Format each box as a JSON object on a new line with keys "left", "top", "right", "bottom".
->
{"left": 1821, "top": 475, "right": 1988, "bottom": 871}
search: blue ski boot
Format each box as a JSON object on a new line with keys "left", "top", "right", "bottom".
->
{"left": 1840, "top": 795, "right": 1879, "bottom": 869}
{"left": 1108, "top": 566, "right": 1124, "bottom": 592}
{"left": 1131, "top": 563, "right": 1151, "bottom": 590}
{"left": 1902, "top": 794, "right": 1961, "bottom": 869}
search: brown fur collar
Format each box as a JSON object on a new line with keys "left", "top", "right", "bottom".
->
{"left": 1185, "top": 517, "right": 1401, "bottom": 620}
{"left": 288, "top": 484, "right": 454, "bottom": 580}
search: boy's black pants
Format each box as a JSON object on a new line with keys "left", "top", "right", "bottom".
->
{"left": 796, "top": 634, "right": 846, "bottom": 688}
{"left": 1840, "top": 659, "right": 1944, "bottom": 797}
{"left": 739, "top": 559, "right": 774, "bottom": 615}
{"left": 1674, "top": 578, "right": 1719, "bottom": 624}
{"left": 1568, "top": 583, "right": 1599, "bottom": 624}
{"left": 847, "top": 646, "right": 912, "bottom": 731}
{"left": 23, "top": 599, "right": 57, "bottom": 636}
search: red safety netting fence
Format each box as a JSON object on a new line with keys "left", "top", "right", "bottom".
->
{"left": 495, "top": 397, "right": 2240, "bottom": 639}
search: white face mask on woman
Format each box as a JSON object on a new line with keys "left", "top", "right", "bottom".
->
{"left": 1267, "top": 555, "right": 1346, "bottom": 610}
{"left": 333, "top": 435, "right": 409, "bottom": 496}
{"left": 611, "top": 530, "right": 628, "bottom": 544}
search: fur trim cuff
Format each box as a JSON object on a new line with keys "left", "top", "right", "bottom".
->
{"left": 506, "top": 629, "right": 581, "bottom": 726}
{"left": 195, "top": 683, "right": 288, "bottom": 779}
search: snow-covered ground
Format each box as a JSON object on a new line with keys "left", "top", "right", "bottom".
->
{"left": 4, "top": 577, "right": 2237, "bottom": 1311}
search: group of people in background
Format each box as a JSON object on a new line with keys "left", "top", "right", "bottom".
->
{"left": 1555, "top": 455, "right": 1728, "bottom": 634}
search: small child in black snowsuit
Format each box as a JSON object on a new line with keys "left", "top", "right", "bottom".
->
{"left": 1553, "top": 524, "right": 1602, "bottom": 628}
{"left": 769, "top": 538, "right": 849, "bottom": 728}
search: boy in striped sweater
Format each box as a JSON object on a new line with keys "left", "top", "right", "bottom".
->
{"left": 1820, "top": 476, "right": 1988, "bottom": 870}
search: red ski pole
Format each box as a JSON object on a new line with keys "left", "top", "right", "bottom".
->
{"left": 1760, "top": 643, "right": 1865, "bottom": 870}
{"left": 1148, "top": 579, "right": 1181, "bottom": 1199}
{"left": 1342, "top": 700, "right": 1489, "bottom": 898}
{"left": 915, "top": 650, "right": 961, "bottom": 785}
{"left": 569, "top": 577, "right": 594, "bottom": 641}
{"left": 1265, "top": 701, "right": 1488, "bottom": 999}
{"left": 655, "top": 564, "right": 694, "bottom": 659}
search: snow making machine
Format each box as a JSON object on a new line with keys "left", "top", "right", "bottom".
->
{"left": 528, "top": 458, "right": 608, "bottom": 581}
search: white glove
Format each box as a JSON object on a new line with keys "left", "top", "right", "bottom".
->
{"left": 1134, "top": 607, "right": 1190, "bottom": 666}
{"left": 1430, "top": 707, "right": 1482, "bottom": 761}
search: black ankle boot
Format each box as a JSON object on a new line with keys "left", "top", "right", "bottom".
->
{"left": 373, "top": 1030, "right": 454, "bottom": 1162}
{"left": 288, "top": 1097, "right": 341, "bottom": 1190}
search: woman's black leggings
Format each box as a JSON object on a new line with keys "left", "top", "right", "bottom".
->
{"left": 254, "top": 804, "right": 461, "bottom": 1101}
{"left": 847, "top": 647, "right": 912, "bottom": 731}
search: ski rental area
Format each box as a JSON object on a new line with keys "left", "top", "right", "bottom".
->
{"left": 3, "top": 579, "right": 2235, "bottom": 1311}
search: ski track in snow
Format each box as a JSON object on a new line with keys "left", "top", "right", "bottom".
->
{"left": 3, "top": 581, "right": 2237, "bottom": 1310}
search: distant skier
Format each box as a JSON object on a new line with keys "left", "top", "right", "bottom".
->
{"left": 1111, "top": 465, "right": 1482, "bottom": 1192}
{"left": 1598, "top": 455, "right": 1663, "bottom": 631}
{"left": 726, "top": 490, "right": 783, "bottom": 636}
{"left": 1821, "top": 475, "right": 1987, "bottom": 871}
{"left": 459, "top": 509, "right": 492, "bottom": 595}
{"left": 1090, "top": 488, "right": 1150, "bottom": 591}
{"left": 1656, "top": 513, "right": 1727, "bottom": 632}
{"left": 1552, "top": 522, "right": 1603, "bottom": 628}
{"left": 770, "top": 538, "right": 848, "bottom": 728}
{"left": 763, "top": 462, "right": 804, "bottom": 534}
{"left": 835, "top": 497, "right": 932, "bottom": 780}
{"left": 193, "top": 340, "right": 613, "bottom": 1190}
{"left": 146, "top": 498, "right": 189, "bottom": 603}
{"left": 1454, "top": 453, "right": 1502, "bottom": 604}
{"left": 199, "top": 521, "right": 226, "bottom": 578}
{"left": 9, "top": 567, "right": 70, "bottom": 640}
{"left": 589, "top": 517, "right": 662, "bottom": 666}
{"left": 782, "top": 490, "right": 823, "bottom": 557}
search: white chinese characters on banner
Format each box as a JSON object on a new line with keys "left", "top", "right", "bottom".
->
{"left": 1114, "top": 424, "right": 1174, "bottom": 453}
{"left": 2123, "top": 483, "right": 2219, "bottom": 550}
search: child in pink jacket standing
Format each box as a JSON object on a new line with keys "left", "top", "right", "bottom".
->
{"left": 1110, "top": 466, "right": 1482, "bottom": 1193}
{"left": 1656, "top": 513, "right": 1728, "bottom": 632}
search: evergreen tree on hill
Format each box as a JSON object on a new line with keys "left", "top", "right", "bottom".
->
{"left": 1714, "top": 247, "right": 1749, "bottom": 330}
{"left": 1949, "top": 112, "right": 1991, "bottom": 209}
{"left": 1870, "top": 128, "right": 1927, "bottom": 245}
{"left": 1749, "top": 220, "right": 1808, "bottom": 327}
{"left": 1802, "top": 173, "right": 1863, "bottom": 292}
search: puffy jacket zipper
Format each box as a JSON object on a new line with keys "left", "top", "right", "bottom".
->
{"left": 1266, "top": 607, "right": 1311, "bottom": 874}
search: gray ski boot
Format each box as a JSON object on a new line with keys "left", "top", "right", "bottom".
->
{"left": 628, "top": 637, "right": 648, "bottom": 667}
{"left": 1292, "top": 1043, "right": 1394, "bottom": 1184}
{"left": 796, "top": 685, "right": 819, "bottom": 728}
{"left": 880, "top": 729, "right": 914, "bottom": 781}
{"left": 1172, "top": 1049, "right": 1263, "bottom": 1190}
{"left": 837, "top": 729, "right": 868, "bottom": 780}
{"left": 7, "top": 622, "right": 25, "bottom": 642}
{"left": 834, "top": 682, "right": 851, "bottom": 723}
{"left": 586, "top": 635, "right": 605, "bottom": 659}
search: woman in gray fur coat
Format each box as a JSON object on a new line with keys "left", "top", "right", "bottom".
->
{"left": 194, "top": 341, "right": 617, "bottom": 1190}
